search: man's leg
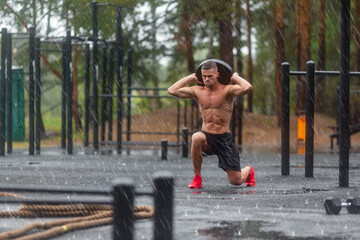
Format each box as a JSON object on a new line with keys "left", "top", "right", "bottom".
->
{"left": 190, "top": 132, "right": 209, "bottom": 176}
{"left": 188, "top": 132, "right": 209, "bottom": 189}
{"left": 227, "top": 166, "right": 253, "bottom": 186}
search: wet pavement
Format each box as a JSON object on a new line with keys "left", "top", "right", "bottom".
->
{"left": 0, "top": 147, "right": 359, "bottom": 239}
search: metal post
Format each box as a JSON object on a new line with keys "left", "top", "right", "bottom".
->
{"left": 84, "top": 44, "right": 90, "bottom": 147}
{"left": 190, "top": 99, "right": 194, "bottom": 132}
{"left": 108, "top": 47, "right": 114, "bottom": 141}
{"left": 237, "top": 96, "right": 243, "bottom": 149}
{"left": 28, "top": 27, "right": 35, "bottom": 156}
{"left": 92, "top": 1, "right": 99, "bottom": 153}
{"left": 281, "top": 62, "right": 290, "bottom": 175}
{"left": 61, "top": 41, "right": 67, "bottom": 149}
{"left": 182, "top": 127, "right": 188, "bottom": 158}
{"left": 176, "top": 100, "right": 180, "bottom": 152}
{"left": 35, "top": 37, "right": 41, "bottom": 154}
{"left": 66, "top": 30, "right": 73, "bottom": 154}
{"left": 184, "top": 100, "right": 187, "bottom": 127}
{"left": 161, "top": 139, "right": 168, "bottom": 160}
{"left": 0, "top": 28, "right": 7, "bottom": 156}
{"left": 305, "top": 61, "right": 315, "bottom": 177}
{"left": 101, "top": 46, "right": 107, "bottom": 143}
{"left": 6, "top": 33, "right": 12, "bottom": 154}
{"left": 112, "top": 178, "right": 135, "bottom": 240}
{"left": 339, "top": 0, "right": 350, "bottom": 187}
{"left": 230, "top": 100, "right": 236, "bottom": 140}
{"left": 126, "top": 51, "right": 132, "bottom": 143}
{"left": 153, "top": 172, "right": 174, "bottom": 240}
{"left": 116, "top": 7, "right": 123, "bottom": 154}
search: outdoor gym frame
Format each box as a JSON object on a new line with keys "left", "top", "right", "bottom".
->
{"left": 281, "top": 0, "right": 353, "bottom": 187}
{"left": 0, "top": 171, "right": 174, "bottom": 240}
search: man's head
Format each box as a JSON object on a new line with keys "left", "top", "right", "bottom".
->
{"left": 201, "top": 61, "right": 219, "bottom": 88}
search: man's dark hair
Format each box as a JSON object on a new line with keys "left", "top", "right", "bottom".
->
{"left": 201, "top": 61, "right": 218, "bottom": 72}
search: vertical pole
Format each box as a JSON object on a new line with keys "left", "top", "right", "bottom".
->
{"left": 281, "top": 62, "right": 290, "bottom": 175}
{"left": 35, "top": 37, "right": 41, "bottom": 154}
{"left": 339, "top": 0, "right": 350, "bottom": 187}
{"left": 101, "top": 46, "right": 107, "bottom": 143}
{"left": 92, "top": 1, "right": 99, "bottom": 153}
{"left": 190, "top": 99, "right": 194, "bottom": 132}
{"left": 126, "top": 51, "right": 132, "bottom": 143}
{"left": 153, "top": 172, "right": 174, "bottom": 240}
{"left": 6, "top": 33, "right": 12, "bottom": 154}
{"left": 116, "top": 7, "right": 123, "bottom": 154}
{"left": 84, "top": 44, "right": 90, "bottom": 147}
{"left": 230, "top": 100, "right": 236, "bottom": 140}
{"left": 305, "top": 61, "right": 315, "bottom": 177}
{"left": 66, "top": 30, "right": 73, "bottom": 154}
{"left": 237, "top": 96, "right": 243, "bottom": 149}
{"left": 161, "top": 139, "right": 168, "bottom": 160}
{"left": 176, "top": 99, "right": 180, "bottom": 152}
{"left": 112, "top": 178, "right": 134, "bottom": 240}
{"left": 61, "top": 41, "right": 67, "bottom": 149}
{"left": 28, "top": 27, "right": 35, "bottom": 156}
{"left": 0, "top": 28, "right": 7, "bottom": 156}
{"left": 182, "top": 127, "right": 188, "bottom": 158}
{"left": 184, "top": 100, "right": 187, "bottom": 127}
{"left": 108, "top": 47, "right": 114, "bottom": 141}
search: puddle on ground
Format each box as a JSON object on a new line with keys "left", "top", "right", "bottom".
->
{"left": 197, "top": 221, "right": 335, "bottom": 240}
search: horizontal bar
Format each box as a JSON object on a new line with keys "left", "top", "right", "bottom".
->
{"left": 0, "top": 198, "right": 111, "bottom": 205}
{"left": 125, "top": 131, "right": 178, "bottom": 136}
{"left": 0, "top": 185, "right": 153, "bottom": 197}
{"left": 0, "top": 185, "right": 111, "bottom": 195}
{"left": 290, "top": 70, "right": 360, "bottom": 77}
{"left": 92, "top": 94, "right": 177, "bottom": 99}
{"left": 100, "top": 141, "right": 181, "bottom": 147}
{"left": 135, "top": 189, "right": 153, "bottom": 196}
{"left": 126, "top": 87, "right": 168, "bottom": 91}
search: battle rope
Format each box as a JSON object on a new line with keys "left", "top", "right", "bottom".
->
{"left": 0, "top": 192, "right": 154, "bottom": 240}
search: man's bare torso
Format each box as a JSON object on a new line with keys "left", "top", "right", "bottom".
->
{"left": 192, "top": 84, "right": 233, "bottom": 134}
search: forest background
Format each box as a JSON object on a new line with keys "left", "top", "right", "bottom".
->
{"left": 1, "top": 0, "right": 360, "bottom": 144}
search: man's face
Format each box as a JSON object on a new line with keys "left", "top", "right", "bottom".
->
{"left": 201, "top": 68, "right": 219, "bottom": 88}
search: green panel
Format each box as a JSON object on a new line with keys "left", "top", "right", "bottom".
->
{"left": 0, "top": 68, "right": 25, "bottom": 141}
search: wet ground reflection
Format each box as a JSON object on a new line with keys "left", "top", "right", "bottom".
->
{"left": 197, "top": 221, "right": 335, "bottom": 240}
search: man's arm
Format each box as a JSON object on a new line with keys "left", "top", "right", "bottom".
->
{"left": 229, "top": 72, "right": 253, "bottom": 96}
{"left": 167, "top": 73, "right": 198, "bottom": 98}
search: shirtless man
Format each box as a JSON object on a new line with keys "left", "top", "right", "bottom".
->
{"left": 167, "top": 61, "right": 255, "bottom": 189}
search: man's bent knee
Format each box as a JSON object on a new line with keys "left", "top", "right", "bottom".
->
{"left": 191, "top": 132, "right": 206, "bottom": 147}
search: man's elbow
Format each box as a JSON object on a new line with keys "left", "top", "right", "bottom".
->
{"left": 167, "top": 88, "right": 175, "bottom": 96}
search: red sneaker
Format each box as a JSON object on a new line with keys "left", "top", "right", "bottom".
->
{"left": 245, "top": 166, "right": 256, "bottom": 187}
{"left": 188, "top": 174, "right": 202, "bottom": 189}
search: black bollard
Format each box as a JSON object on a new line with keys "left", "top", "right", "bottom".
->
{"left": 182, "top": 127, "right": 188, "bottom": 158}
{"left": 161, "top": 139, "right": 168, "bottom": 160}
{"left": 6, "top": 32, "right": 12, "bottom": 154}
{"left": 84, "top": 44, "right": 90, "bottom": 147}
{"left": 112, "top": 178, "right": 135, "bottom": 240}
{"left": 153, "top": 172, "right": 174, "bottom": 240}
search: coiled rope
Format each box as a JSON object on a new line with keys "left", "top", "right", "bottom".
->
{"left": 0, "top": 192, "right": 154, "bottom": 240}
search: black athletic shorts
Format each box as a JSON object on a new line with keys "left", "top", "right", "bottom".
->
{"left": 199, "top": 131, "right": 241, "bottom": 172}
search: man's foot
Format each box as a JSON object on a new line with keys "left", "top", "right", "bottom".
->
{"left": 245, "top": 166, "right": 256, "bottom": 187}
{"left": 188, "top": 174, "right": 202, "bottom": 189}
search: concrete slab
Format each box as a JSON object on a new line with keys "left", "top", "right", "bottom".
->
{"left": 0, "top": 148, "right": 359, "bottom": 239}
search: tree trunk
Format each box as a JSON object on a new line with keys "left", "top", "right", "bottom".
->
{"left": 295, "top": 0, "right": 311, "bottom": 115}
{"left": 150, "top": 1, "right": 161, "bottom": 109}
{"left": 176, "top": 0, "right": 196, "bottom": 73}
{"left": 275, "top": 0, "right": 285, "bottom": 126}
{"left": 72, "top": 6, "right": 82, "bottom": 131}
{"left": 315, "top": 0, "right": 327, "bottom": 113}
{"left": 218, "top": 0, "right": 234, "bottom": 68}
{"left": 246, "top": 0, "right": 253, "bottom": 112}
